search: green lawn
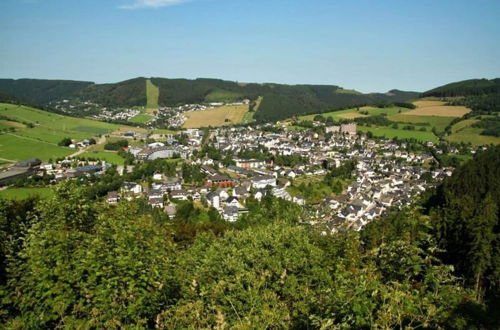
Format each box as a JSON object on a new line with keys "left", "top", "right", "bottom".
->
{"left": 358, "top": 126, "right": 438, "bottom": 143}
{"left": 0, "top": 133, "right": 73, "bottom": 161}
{"left": 0, "top": 187, "right": 54, "bottom": 200}
{"left": 146, "top": 79, "right": 159, "bottom": 109}
{"left": 129, "top": 113, "right": 154, "bottom": 124}
{"left": 77, "top": 151, "right": 125, "bottom": 165}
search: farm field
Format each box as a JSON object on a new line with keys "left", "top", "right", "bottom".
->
{"left": 300, "top": 107, "right": 408, "bottom": 121}
{"left": 0, "top": 103, "right": 128, "bottom": 161}
{"left": 357, "top": 126, "right": 438, "bottom": 143}
{"left": 183, "top": 104, "right": 249, "bottom": 128}
{"left": 446, "top": 118, "right": 500, "bottom": 146}
{"left": 0, "top": 134, "right": 73, "bottom": 161}
{"left": 77, "top": 151, "right": 126, "bottom": 165}
{"left": 387, "top": 114, "right": 454, "bottom": 133}
{"left": 0, "top": 104, "right": 119, "bottom": 135}
{"left": 404, "top": 101, "right": 470, "bottom": 117}
{"left": 0, "top": 187, "right": 54, "bottom": 200}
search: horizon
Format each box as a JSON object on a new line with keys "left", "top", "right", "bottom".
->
{"left": 1, "top": 0, "right": 500, "bottom": 93}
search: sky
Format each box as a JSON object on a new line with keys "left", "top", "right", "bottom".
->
{"left": 0, "top": 0, "right": 499, "bottom": 93}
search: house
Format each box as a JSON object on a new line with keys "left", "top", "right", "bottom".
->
{"left": 340, "top": 123, "right": 357, "bottom": 135}
{"left": 226, "top": 196, "right": 242, "bottom": 208}
{"left": 121, "top": 182, "right": 143, "bottom": 195}
{"left": 149, "top": 197, "right": 164, "bottom": 208}
{"left": 234, "top": 158, "right": 265, "bottom": 169}
{"left": 170, "top": 189, "right": 188, "bottom": 200}
{"left": 223, "top": 206, "right": 239, "bottom": 222}
{"left": 206, "top": 174, "right": 234, "bottom": 188}
{"left": 206, "top": 191, "right": 220, "bottom": 209}
{"left": 106, "top": 191, "right": 120, "bottom": 204}
{"left": 251, "top": 175, "right": 276, "bottom": 189}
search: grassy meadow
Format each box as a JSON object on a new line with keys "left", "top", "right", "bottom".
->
{"left": 77, "top": 151, "right": 126, "bottom": 165}
{"left": 183, "top": 104, "right": 249, "bottom": 128}
{"left": 0, "top": 103, "right": 124, "bottom": 161}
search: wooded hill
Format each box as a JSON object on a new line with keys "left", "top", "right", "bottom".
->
{"left": 0, "top": 77, "right": 419, "bottom": 122}
{"left": 423, "top": 78, "right": 500, "bottom": 114}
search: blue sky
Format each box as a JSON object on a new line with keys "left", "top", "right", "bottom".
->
{"left": 1, "top": 0, "right": 499, "bottom": 92}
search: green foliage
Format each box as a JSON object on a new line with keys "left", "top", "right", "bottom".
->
{"left": 57, "top": 137, "right": 72, "bottom": 146}
{"left": 472, "top": 116, "right": 500, "bottom": 137}
{"left": 104, "top": 139, "right": 128, "bottom": 150}
{"left": 426, "top": 146, "right": 500, "bottom": 303}
{"left": 2, "top": 184, "right": 176, "bottom": 328}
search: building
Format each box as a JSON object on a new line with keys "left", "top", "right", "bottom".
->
{"left": 251, "top": 175, "right": 276, "bottom": 189}
{"left": 340, "top": 123, "right": 357, "bottom": 135}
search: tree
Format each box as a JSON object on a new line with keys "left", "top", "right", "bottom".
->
{"left": 57, "top": 137, "right": 72, "bottom": 146}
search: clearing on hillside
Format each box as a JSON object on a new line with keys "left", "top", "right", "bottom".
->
{"left": 183, "top": 104, "right": 249, "bottom": 128}
{"left": 405, "top": 100, "right": 471, "bottom": 117}
{"left": 146, "top": 79, "right": 159, "bottom": 110}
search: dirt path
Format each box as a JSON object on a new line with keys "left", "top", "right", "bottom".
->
{"left": 68, "top": 135, "right": 107, "bottom": 158}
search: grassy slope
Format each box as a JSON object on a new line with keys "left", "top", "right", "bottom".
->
{"left": 128, "top": 113, "right": 153, "bottom": 124}
{"left": 146, "top": 79, "right": 159, "bottom": 109}
{"left": 446, "top": 118, "right": 500, "bottom": 146}
{"left": 0, "top": 103, "right": 123, "bottom": 161}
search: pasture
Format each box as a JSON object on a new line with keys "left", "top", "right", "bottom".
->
{"left": 0, "top": 187, "right": 54, "bottom": 200}
{"left": 357, "top": 126, "right": 438, "bottom": 143}
{"left": 387, "top": 114, "right": 454, "bottom": 133}
{"left": 183, "top": 104, "right": 249, "bottom": 128}
{"left": 446, "top": 118, "right": 500, "bottom": 146}
{"left": 0, "top": 134, "right": 73, "bottom": 161}
{"left": 77, "top": 151, "right": 125, "bottom": 165}
{"left": 405, "top": 101, "right": 470, "bottom": 117}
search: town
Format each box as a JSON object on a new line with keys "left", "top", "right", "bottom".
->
{"left": 0, "top": 117, "right": 474, "bottom": 233}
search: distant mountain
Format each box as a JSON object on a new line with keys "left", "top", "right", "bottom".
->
{"left": 0, "top": 77, "right": 420, "bottom": 122}
{"left": 423, "top": 78, "right": 500, "bottom": 114}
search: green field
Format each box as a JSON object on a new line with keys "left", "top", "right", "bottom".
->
{"left": 242, "top": 111, "right": 255, "bottom": 123}
{"left": 446, "top": 118, "right": 500, "bottom": 146}
{"left": 0, "top": 134, "right": 73, "bottom": 161}
{"left": 300, "top": 107, "right": 408, "bottom": 121}
{"left": 358, "top": 126, "right": 438, "bottom": 143}
{"left": 129, "top": 113, "right": 154, "bottom": 124}
{"left": 0, "top": 103, "right": 123, "bottom": 161}
{"left": 0, "top": 187, "right": 54, "bottom": 200}
{"left": 388, "top": 114, "right": 454, "bottom": 133}
{"left": 77, "top": 151, "right": 125, "bottom": 165}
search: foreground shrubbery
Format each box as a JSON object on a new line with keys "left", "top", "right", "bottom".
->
{"left": 1, "top": 148, "right": 499, "bottom": 328}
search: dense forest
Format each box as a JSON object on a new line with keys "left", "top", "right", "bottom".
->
{"left": 0, "top": 148, "right": 499, "bottom": 328}
{"left": 0, "top": 77, "right": 419, "bottom": 122}
{"left": 423, "top": 78, "right": 500, "bottom": 114}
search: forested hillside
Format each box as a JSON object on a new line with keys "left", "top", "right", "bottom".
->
{"left": 424, "top": 78, "right": 500, "bottom": 114}
{"left": 0, "top": 77, "right": 419, "bottom": 122}
{"left": 0, "top": 79, "right": 93, "bottom": 105}
{"left": 1, "top": 148, "right": 499, "bottom": 328}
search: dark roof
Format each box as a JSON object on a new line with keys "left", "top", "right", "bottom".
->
{"left": 14, "top": 158, "right": 41, "bottom": 168}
